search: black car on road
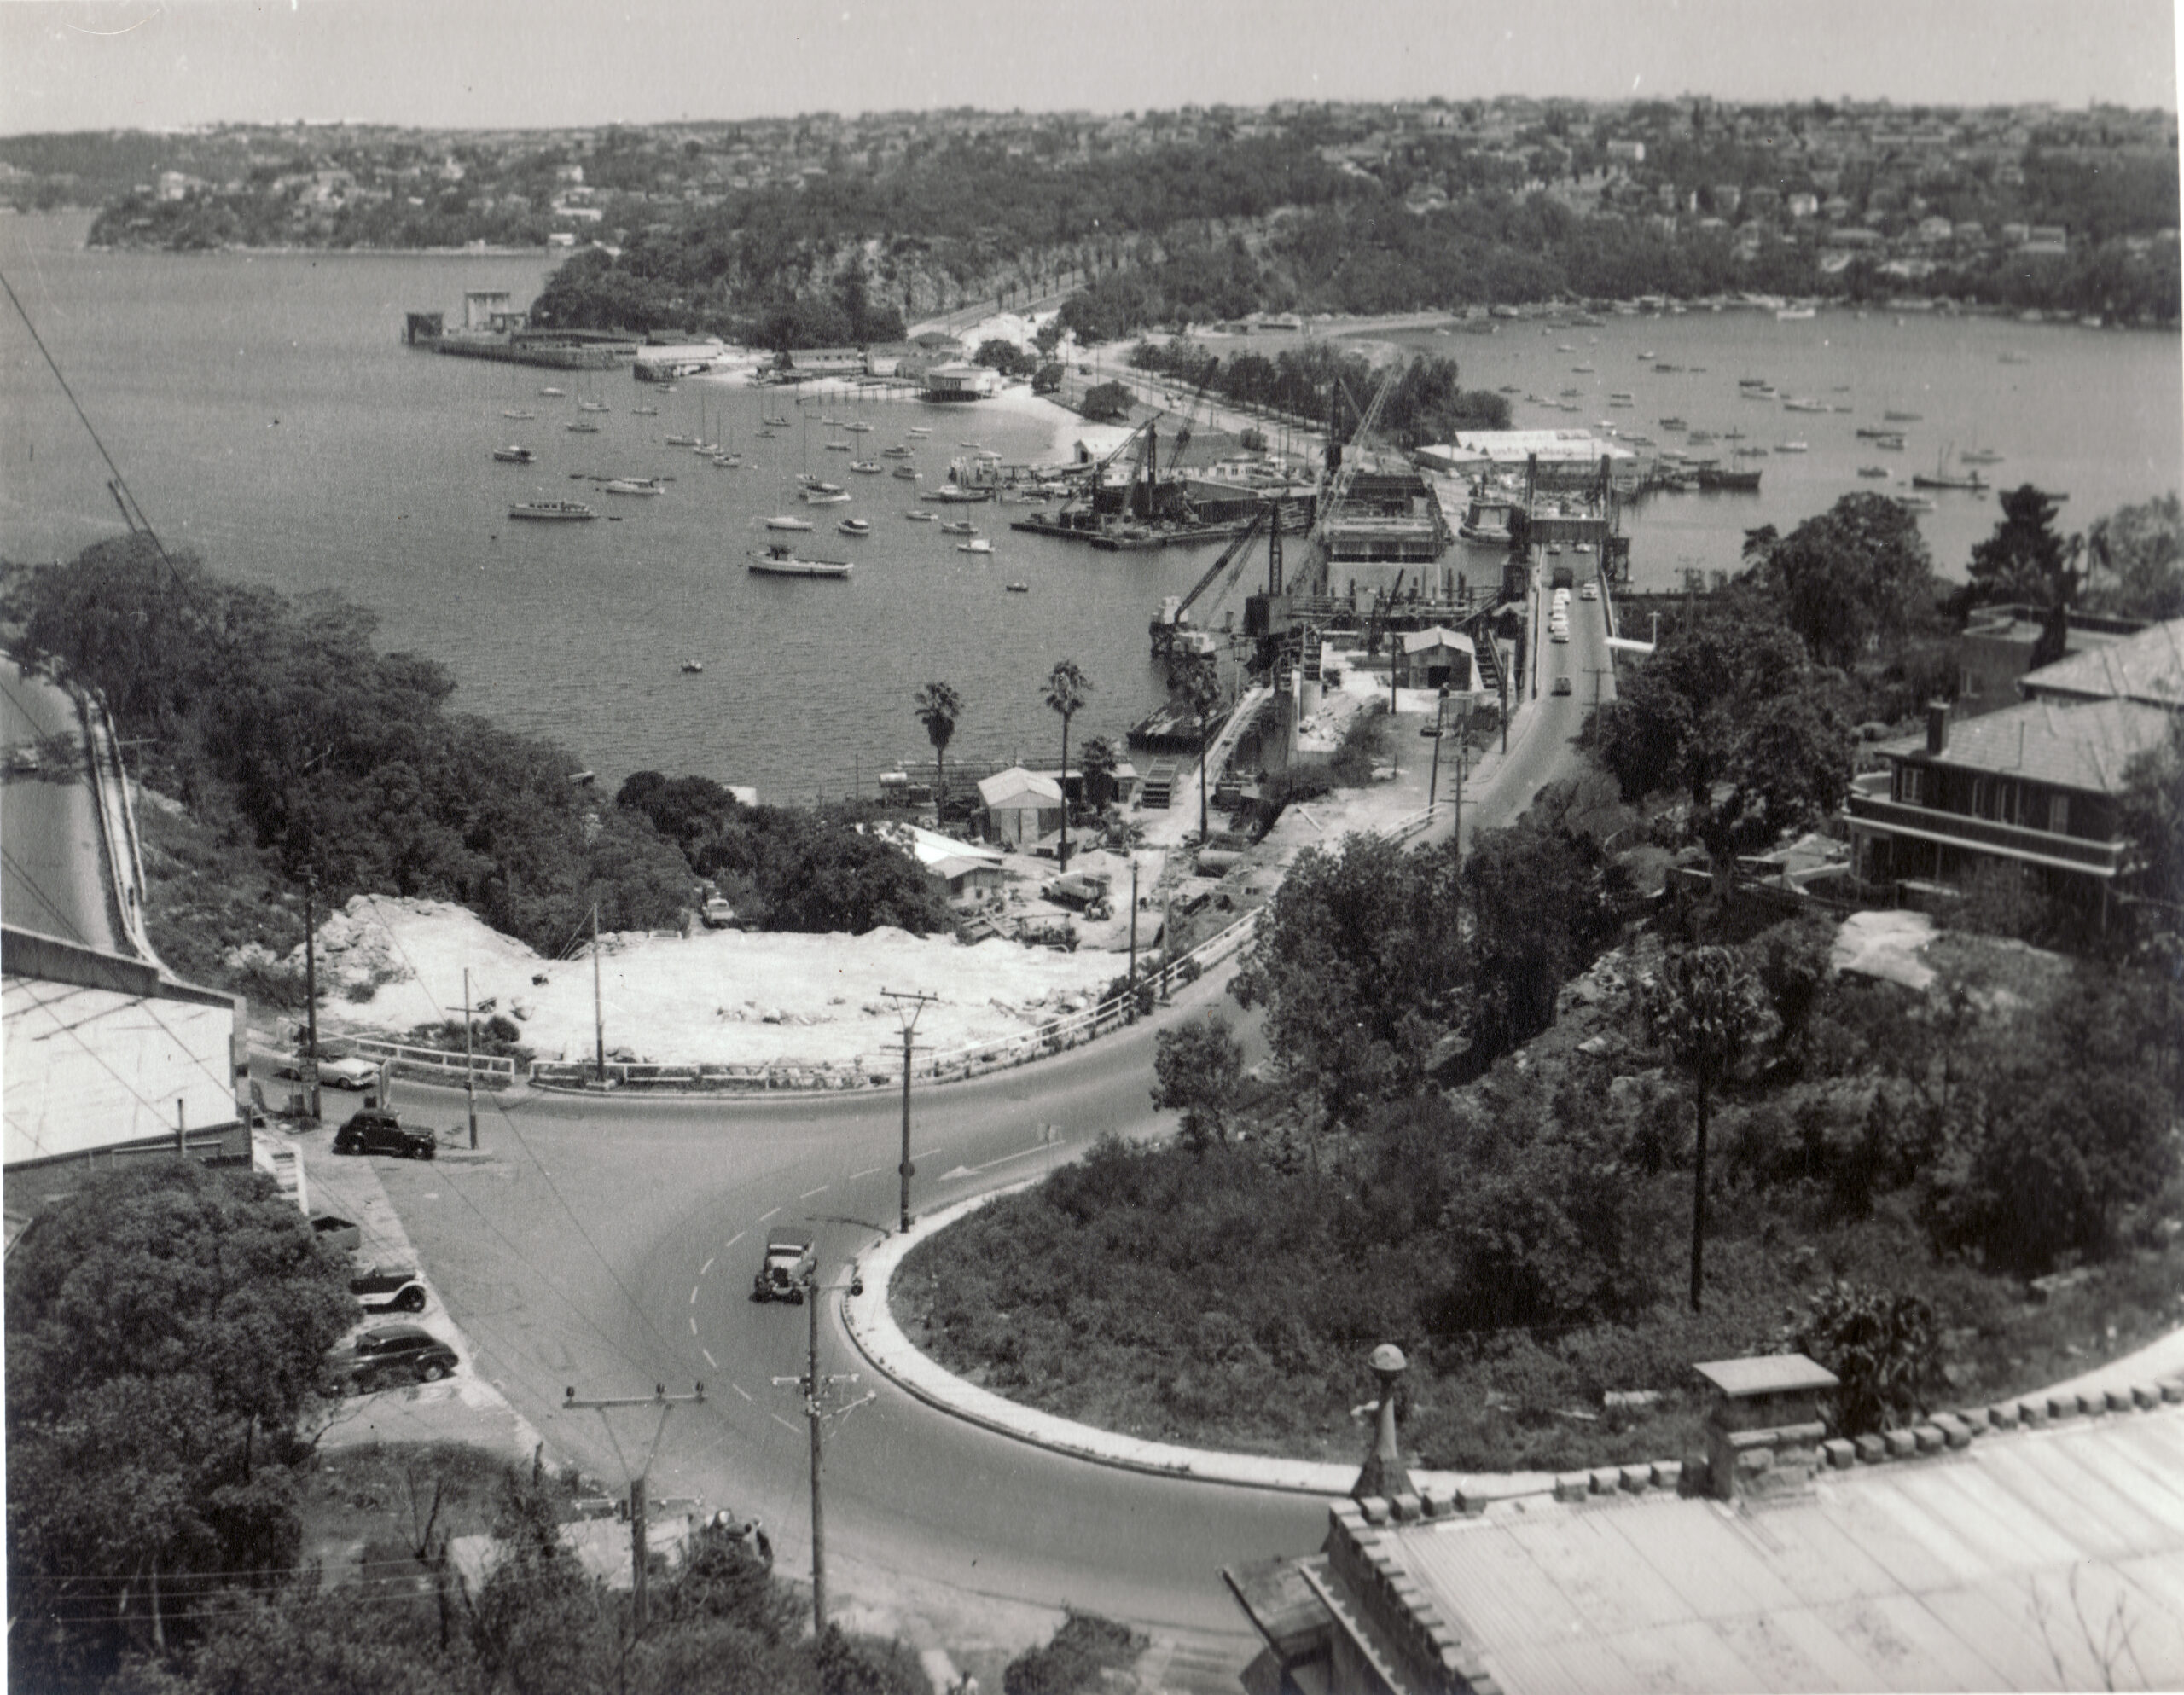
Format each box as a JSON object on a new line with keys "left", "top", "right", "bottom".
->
{"left": 333, "top": 1109, "right": 436, "bottom": 1160}
{"left": 349, "top": 1265, "right": 429, "bottom": 1314}
{"left": 324, "top": 1323, "right": 458, "bottom": 1395}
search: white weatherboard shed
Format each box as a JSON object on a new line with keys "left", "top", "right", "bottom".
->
{"left": 977, "top": 767, "right": 1062, "bottom": 848}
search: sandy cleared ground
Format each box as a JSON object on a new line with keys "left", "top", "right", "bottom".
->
{"left": 284, "top": 895, "right": 1136, "bottom": 1074}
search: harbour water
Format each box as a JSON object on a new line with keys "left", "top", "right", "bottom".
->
{"left": 4, "top": 212, "right": 2179, "bottom": 797}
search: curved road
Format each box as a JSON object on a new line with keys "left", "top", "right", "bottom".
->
{"left": 1, "top": 659, "right": 123, "bottom": 954}
{"left": 328, "top": 562, "right": 1612, "bottom": 1659}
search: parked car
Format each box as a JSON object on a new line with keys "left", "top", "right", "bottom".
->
{"left": 10, "top": 743, "right": 41, "bottom": 775}
{"left": 324, "top": 1323, "right": 457, "bottom": 1394}
{"left": 1553, "top": 676, "right": 1574, "bottom": 697}
{"left": 349, "top": 1265, "right": 429, "bottom": 1314}
{"left": 274, "top": 1054, "right": 379, "bottom": 1089}
{"left": 333, "top": 1109, "right": 436, "bottom": 1160}
{"left": 751, "top": 1234, "right": 816, "bottom": 1303}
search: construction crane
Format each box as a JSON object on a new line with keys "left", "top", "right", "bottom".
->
{"left": 1299, "top": 359, "right": 1407, "bottom": 596}
{"left": 1148, "top": 506, "right": 1270, "bottom": 659}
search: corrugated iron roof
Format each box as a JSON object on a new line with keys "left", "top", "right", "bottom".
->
{"left": 1879, "top": 697, "right": 2174, "bottom": 794}
{"left": 1380, "top": 1408, "right": 2184, "bottom": 1694}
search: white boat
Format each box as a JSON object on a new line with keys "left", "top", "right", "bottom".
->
{"left": 604, "top": 477, "right": 665, "bottom": 496}
{"left": 712, "top": 453, "right": 742, "bottom": 467}
{"left": 578, "top": 399, "right": 610, "bottom": 413}
{"left": 1774, "top": 440, "right": 1809, "bottom": 453}
{"left": 845, "top": 421, "right": 873, "bottom": 432}
{"left": 905, "top": 510, "right": 936, "bottom": 521}
{"left": 502, "top": 409, "right": 536, "bottom": 421}
{"left": 1776, "top": 305, "right": 1817, "bottom": 321}
{"left": 764, "top": 515, "right": 815, "bottom": 531}
{"left": 538, "top": 386, "right": 566, "bottom": 397}
{"left": 839, "top": 518, "right": 871, "bottom": 536}
{"left": 850, "top": 461, "right": 883, "bottom": 474}
{"left": 508, "top": 500, "right": 596, "bottom": 521}
{"left": 492, "top": 445, "right": 535, "bottom": 464}
{"left": 939, "top": 520, "right": 979, "bottom": 536}
{"left": 906, "top": 427, "right": 932, "bottom": 437}
{"left": 748, "top": 544, "right": 851, "bottom": 578}
{"left": 825, "top": 440, "right": 853, "bottom": 452}
{"left": 681, "top": 659, "right": 704, "bottom": 673}
{"left": 665, "top": 432, "right": 699, "bottom": 446}
{"left": 632, "top": 405, "right": 659, "bottom": 416}
{"left": 1005, "top": 581, "right": 1029, "bottom": 593}
{"left": 881, "top": 445, "right": 913, "bottom": 458}
{"left": 802, "top": 489, "right": 852, "bottom": 505}
{"left": 566, "top": 420, "right": 601, "bottom": 433}
{"left": 892, "top": 466, "right": 921, "bottom": 480}
{"left": 958, "top": 539, "right": 993, "bottom": 554}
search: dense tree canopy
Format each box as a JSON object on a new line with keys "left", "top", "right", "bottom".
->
{"left": 2082, "top": 492, "right": 2184, "bottom": 621}
{"left": 1751, "top": 492, "right": 1941, "bottom": 669}
{"left": 1966, "top": 483, "right": 2082, "bottom": 609}
{"left": 7, "top": 1164, "right": 355, "bottom": 1687}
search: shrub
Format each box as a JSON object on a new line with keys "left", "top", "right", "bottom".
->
{"left": 1780, "top": 1280, "right": 1938, "bottom": 1436}
{"left": 1003, "top": 1612, "right": 1146, "bottom": 1695}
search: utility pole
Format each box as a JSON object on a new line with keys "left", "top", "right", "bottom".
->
{"left": 772, "top": 1263, "right": 874, "bottom": 1648}
{"left": 880, "top": 989, "right": 937, "bottom": 1233}
{"left": 462, "top": 968, "right": 478, "bottom": 1150}
{"left": 561, "top": 1382, "right": 706, "bottom": 1635}
{"left": 591, "top": 903, "right": 606, "bottom": 1084}
{"left": 1126, "top": 858, "right": 1139, "bottom": 1020}
{"left": 175, "top": 1099, "right": 185, "bottom": 1158}
{"left": 1426, "top": 688, "right": 1449, "bottom": 810}
{"left": 302, "top": 874, "right": 322, "bottom": 1121}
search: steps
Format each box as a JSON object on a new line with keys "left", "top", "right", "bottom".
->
{"left": 1139, "top": 762, "right": 1178, "bottom": 810}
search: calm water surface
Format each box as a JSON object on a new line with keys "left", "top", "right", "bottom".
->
{"left": 4, "top": 212, "right": 2179, "bottom": 795}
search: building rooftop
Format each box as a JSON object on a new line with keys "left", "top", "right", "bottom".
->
{"left": 1376, "top": 1407, "right": 2184, "bottom": 1694}
{"left": 1879, "top": 697, "right": 2175, "bottom": 795}
{"left": 2019, "top": 616, "right": 2184, "bottom": 710}
{"left": 1692, "top": 1355, "right": 1840, "bottom": 1398}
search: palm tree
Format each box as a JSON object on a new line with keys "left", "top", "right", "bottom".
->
{"left": 1176, "top": 653, "right": 1223, "bottom": 839}
{"left": 1647, "top": 946, "right": 1768, "bottom": 1313}
{"left": 1042, "top": 659, "right": 1091, "bottom": 867}
{"left": 1079, "top": 735, "right": 1118, "bottom": 811}
{"left": 914, "top": 682, "right": 963, "bottom": 815}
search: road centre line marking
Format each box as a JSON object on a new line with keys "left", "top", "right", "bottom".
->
{"left": 771, "top": 1413, "right": 799, "bottom": 1433}
{"left": 724, "top": 1231, "right": 745, "bottom": 1249}
{"left": 800, "top": 1184, "right": 828, "bottom": 1199}
{"left": 703, "top": 1349, "right": 717, "bottom": 1368}
{"left": 700, "top": 1257, "right": 714, "bottom": 1276}
{"left": 690, "top": 1286, "right": 700, "bottom": 1303}
{"left": 759, "top": 1207, "right": 781, "bottom": 1222}
{"left": 850, "top": 1165, "right": 883, "bottom": 1180}
{"left": 732, "top": 1383, "right": 753, "bottom": 1402}
{"left": 688, "top": 1316, "right": 697, "bottom": 1334}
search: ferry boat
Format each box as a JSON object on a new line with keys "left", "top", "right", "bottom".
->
{"left": 748, "top": 544, "right": 851, "bottom": 578}
{"left": 492, "top": 445, "right": 535, "bottom": 464}
{"left": 508, "top": 500, "right": 596, "bottom": 520}
{"left": 604, "top": 477, "right": 665, "bottom": 496}
{"left": 764, "top": 515, "right": 815, "bottom": 531}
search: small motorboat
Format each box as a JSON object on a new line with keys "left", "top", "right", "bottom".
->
{"left": 881, "top": 445, "right": 912, "bottom": 458}
{"left": 1004, "top": 581, "right": 1029, "bottom": 592}
{"left": 764, "top": 515, "right": 815, "bottom": 531}
{"left": 665, "top": 432, "right": 699, "bottom": 446}
{"left": 748, "top": 544, "right": 851, "bottom": 578}
{"left": 502, "top": 409, "right": 536, "bottom": 421}
{"left": 838, "top": 518, "right": 871, "bottom": 536}
{"left": 680, "top": 660, "right": 704, "bottom": 673}
{"left": 905, "top": 427, "right": 931, "bottom": 438}
{"left": 566, "top": 420, "right": 601, "bottom": 433}
{"left": 1774, "top": 440, "right": 1809, "bottom": 454}
{"left": 539, "top": 386, "right": 567, "bottom": 397}
{"left": 892, "top": 466, "right": 921, "bottom": 480}
{"left": 904, "top": 510, "right": 936, "bottom": 521}
{"left": 849, "top": 461, "right": 883, "bottom": 474}
{"left": 712, "top": 453, "right": 742, "bottom": 467}
{"left": 959, "top": 538, "right": 994, "bottom": 554}
{"left": 845, "top": 421, "right": 874, "bottom": 432}
{"left": 1857, "top": 466, "right": 1891, "bottom": 478}
{"left": 802, "top": 488, "right": 852, "bottom": 505}
{"left": 632, "top": 405, "right": 659, "bottom": 416}
{"left": 825, "top": 440, "right": 854, "bottom": 452}
{"left": 763, "top": 415, "right": 792, "bottom": 427}
{"left": 604, "top": 477, "right": 665, "bottom": 496}
{"left": 492, "top": 445, "right": 535, "bottom": 464}
{"left": 939, "top": 520, "right": 979, "bottom": 536}
{"left": 578, "top": 399, "right": 610, "bottom": 413}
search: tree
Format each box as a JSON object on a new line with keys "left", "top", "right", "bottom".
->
{"left": 1755, "top": 493, "right": 1938, "bottom": 669}
{"left": 914, "top": 682, "right": 964, "bottom": 811}
{"left": 1078, "top": 735, "right": 1118, "bottom": 811}
{"left": 1151, "top": 1015, "right": 1246, "bottom": 1153}
{"left": 2082, "top": 491, "right": 2184, "bottom": 620}
{"left": 1043, "top": 660, "right": 1091, "bottom": 867}
{"left": 1781, "top": 1280, "right": 1938, "bottom": 1437}
{"left": 1080, "top": 380, "right": 1136, "bottom": 422}
{"left": 1461, "top": 817, "right": 1622, "bottom": 1065}
{"left": 7, "top": 1163, "right": 354, "bottom": 1685}
{"left": 1176, "top": 653, "right": 1224, "bottom": 838}
{"left": 1966, "top": 483, "right": 2083, "bottom": 609}
{"left": 1645, "top": 946, "right": 1769, "bottom": 1312}
{"left": 2117, "top": 714, "right": 2184, "bottom": 952}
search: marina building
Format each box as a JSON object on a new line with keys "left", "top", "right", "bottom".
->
{"left": 921, "top": 362, "right": 1002, "bottom": 402}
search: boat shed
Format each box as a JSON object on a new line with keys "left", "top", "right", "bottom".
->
{"left": 1417, "top": 430, "right": 1636, "bottom": 475}
{"left": 976, "top": 767, "right": 1063, "bottom": 848}
{"left": 1396, "top": 627, "right": 1478, "bottom": 693}
{"left": 922, "top": 363, "right": 1001, "bottom": 401}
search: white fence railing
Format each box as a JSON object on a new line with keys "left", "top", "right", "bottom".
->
{"left": 351, "top": 1036, "right": 517, "bottom": 1087}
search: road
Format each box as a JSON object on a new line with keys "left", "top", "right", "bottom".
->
{"left": 0, "top": 659, "right": 123, "bottom": 954}
{"left": 303, "top": 573, "right": 1618, "bottom": 1666}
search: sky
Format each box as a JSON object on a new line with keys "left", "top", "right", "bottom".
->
{"left": 0, "top": 0, "right": 2177, "bottom": 135}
